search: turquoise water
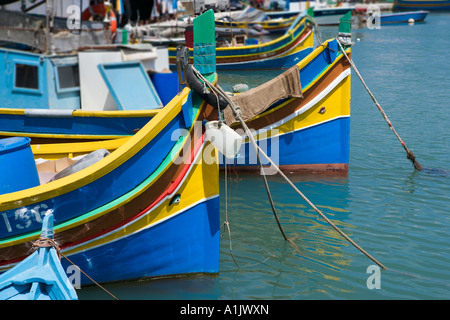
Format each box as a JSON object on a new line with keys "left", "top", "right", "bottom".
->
{"left": 78, "top": 12, "right": 450, "bottom": 300}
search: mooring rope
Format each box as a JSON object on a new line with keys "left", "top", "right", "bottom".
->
{"left": 312, "top": 20, "right": 323, "bottom": 47}
{"left": 33, "top": 237, "right": 119, "bottom": 300}
{"left": 208, "top": 82, "right": 240, "bottom": 268}
{"left": 199, "top": 69, "right": 298, "bottom": 255}
{"left": 223, "top": 157, "right": 240, "bottom": 268}
{"left": 192, "top": 67, "right": 387, "bottom": 270}
{"left": 336, "top": 39, "right": 424, "bottom": 171}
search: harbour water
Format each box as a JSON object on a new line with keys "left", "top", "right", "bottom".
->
{"left": 78, "top": 12, "right": 450, "bottom": 300}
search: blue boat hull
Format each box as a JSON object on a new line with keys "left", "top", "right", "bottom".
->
{"left": 215, "top": 47, "right": 313, "bottom": 70}
{"left": 60, "top": 196, "right": 220, "bottom": 285}
{"left": 222, "top": 117, "right": 350, "bottom": 171}
{"left": 0, "top": 113, "right": 151, "bottom": 139}
{"left": 216, "top": 38, "right": 352, "bottom": 173}
{"left": 380, "top": 11, "right": 429, "bottom": 23}
{"left": 394, "top": 0, "right": 450, "bottom": 10}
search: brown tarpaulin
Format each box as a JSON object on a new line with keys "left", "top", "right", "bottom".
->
{"left": 224, "top": 65, "right": 303, "bottom": 125}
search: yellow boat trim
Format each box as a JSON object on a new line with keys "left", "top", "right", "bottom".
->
{"left": 0, "top": 86, "right": 192, "bottom": 211}
{"left": 249, "top": 42, "right": 350, "bottom": 124}
{"left": 71, "top": 109, "right": 160, "bottom": 118}
{"left": 0, "top": 108, "right": 160, "bottom": 118}
{"left": 31, "top": 137, "right": 132, "bottom": 160}
{"left": 216, "top": 16, "right": 296, "bottom": 29}
{"left": 0, "top": 113, "right": 209, "bottom": 248}
{"left": 273, "top": 74, "right": 351, "bottom": 136}
{"left": 216, "top": 18, "right": 310, "bottom": 58}
{"left": 0, "top": 131, "right": 128, "bottom": 141}
{"left": 62, "top": 142, "right": 219, "bottom": 256}
{"left": 277, "top": 31, "right": 314, "bottom": 57}
{"left": 169, "top": 17, "right": 312, "bottom": 59}
{"left": 245, "top": 69, "right": 351, "bottom": 142}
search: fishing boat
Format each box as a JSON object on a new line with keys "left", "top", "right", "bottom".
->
{"left": 0, "top": 11, "right": 222, "bottom": 286}
{"left": 0, "top": 42, "right": 177, "bottom": 143}
{"left": 377, "top": 10, "right": 429, "bottom": 24}
{"left": 169, "top": 13, "right": 314, "bottom": 70}
{"left": 214, "top": 25, "right": 269, "bottom": 38}
{"left": 309, "top": 6, "right": 355, "bottom": 26}
{"left": 267, "top": 7, "right": 355, "bottom": 26}
{"left": 214, "top": 16, "right": 297, "bottom": 34}
{"left": 0, "top": 213, "right": 78, "bottom": 300}
{"left": 394, "top": 0, "right": 450, "bottom": 10}
{"left": 206, "top": 12, "right": 353, "bottom": 173}
{"left": 215, "top": 6, "right": 298, "bottom": 34}
{"left": 267, "top": 0, "right": 355, "bottom": 26}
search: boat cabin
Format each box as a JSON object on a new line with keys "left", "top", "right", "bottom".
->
{"left": 0, "top": 49, "right": 80, "bottom": 110}
{"left": 0, "top": 45, "right": 173, "bottom": 111}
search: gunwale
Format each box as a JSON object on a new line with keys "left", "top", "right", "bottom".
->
{"left": 0, "top": 88, "right": 187, "bottom": 212}
{"left": 0, "top": 122, "right": 209, "bottom": 265}
{"left": 244, "top": 48, "right": 351, "bottom": 132}
{"left": 214, "top": 15, "right": 298, "bottom": 33}
{"left": 168, "top": 16, "right": 314, "bottom": 67}
{"left": 0, "top": 73, "right": 219, "bottom": 272}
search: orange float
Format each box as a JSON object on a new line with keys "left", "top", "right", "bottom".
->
{"left": 81, "top": 4, "right": 117, "bottom": 34}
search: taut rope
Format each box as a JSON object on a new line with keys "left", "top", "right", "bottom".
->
{"left": 33, "top": 237, "right": 119, "bottom": 300}
{"left": 337, "top": 39, "right": 424, "bottom": 171}
{"left": 191, "top": 67, "right": 387, "bottom": 270}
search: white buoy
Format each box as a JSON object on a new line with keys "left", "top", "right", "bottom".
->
{"left": 204, "top": 121, "right": 243, "bottom": 159}
{"left": 408, "top": 18, "right": 415, "bottom": 25}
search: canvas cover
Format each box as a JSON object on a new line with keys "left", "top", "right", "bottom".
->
{"left": 224, "top": 65, "right": 303, "bottom": 125}
{"left": 234, "top": 6, "right": 268, "bottom": 22}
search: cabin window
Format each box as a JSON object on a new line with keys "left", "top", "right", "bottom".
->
{"left": 57, "top": 65, "right": 79, "bottom": 90}
{"left": 15, "top": 64, "right": 39, "bottom": 90}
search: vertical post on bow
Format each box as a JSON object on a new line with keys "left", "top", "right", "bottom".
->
{"left": 193, "top": 9, "right": 216, "bottom": 76}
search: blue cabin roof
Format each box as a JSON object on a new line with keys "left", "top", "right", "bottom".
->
{"left": 0, "top": 46, "right": 168, "bottom": 111}
{"left": 0, "top": 48, "right": 81, "bottom": 110}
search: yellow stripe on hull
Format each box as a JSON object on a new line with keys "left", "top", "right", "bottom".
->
{"left": 276, "top": 72, "right": 351, "bottom": 136}
{"left": 62, "top": 143, "right": 219, "bottom": 256}
{"left": 278, "top": 30, "right": 314, "bottom": 58}
{"left": 32, "top": 138, "right": 131, "bottom": 160}
{"left": 0, "top": 108, "right": 159, "bottom": 118}
{"left": 0, "top": 87, "right": 191, "bottom": 212}
{"left": 241, "top": 47, "right": 352, "bottom": 142}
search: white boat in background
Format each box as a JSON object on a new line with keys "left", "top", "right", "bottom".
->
{"left": 267, "top": 0, "right": 355, "bottom": 26}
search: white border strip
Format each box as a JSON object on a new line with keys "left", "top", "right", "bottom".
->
{"left": 62, "top": 140, "right": 219, "bottom": 255}
{"left": 243, "top": 68, "right": 351, "bottom": 140}
{"left": 218, "top": 29, "right": 313, "bottom": 66}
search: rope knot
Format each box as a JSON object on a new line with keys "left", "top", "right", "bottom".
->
{"left": 407, "top": 150, "right": 424, "bottom": 170}
{"left": 32, "top": 237, "right": 61, "bottom": 257}
{"left": 233, "top": 105, "right": 242, "bottom": 118}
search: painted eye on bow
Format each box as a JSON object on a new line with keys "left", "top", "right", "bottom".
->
{"left": 169, "top": 194, "right": 181, "bottom": 206}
